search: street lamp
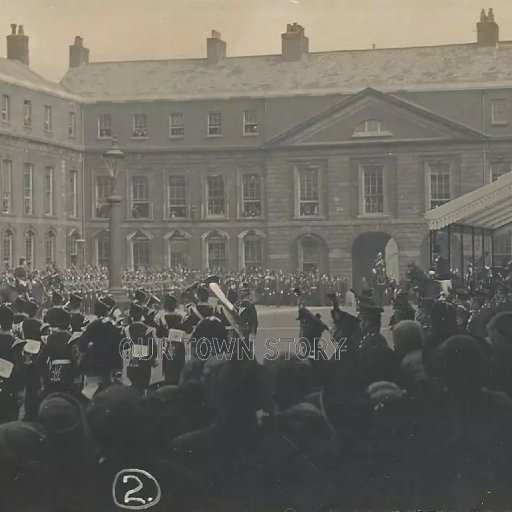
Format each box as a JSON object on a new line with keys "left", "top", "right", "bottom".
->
{"left": 102, "top": 137, "right": 129, "bottom": 310}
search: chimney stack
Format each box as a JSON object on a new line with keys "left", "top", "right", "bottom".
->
{"left": 7, "top": 23, "right": 29, "bottom": 66}
{"left": 477, "top": 8, "right": 499, "bottom": 46}
{"left": 69, "top": 36, "right": 90, "bottom": 68}
{"left": 207, "top": 30, "right": 226, "bottom": 64}
{"left": 281, "top": 23, "right": 309, "bottom": 61}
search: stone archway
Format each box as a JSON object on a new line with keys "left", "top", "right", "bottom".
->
{"left": 352, "top": 231, "right": 398, "bottom": 291}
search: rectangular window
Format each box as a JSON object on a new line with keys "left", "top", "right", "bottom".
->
{"left": 23, "top": 100, "right": 31, "bottom": 128}
{"left": 1, "top": 160, "right": 12, "bottom": 214}
{"left": 168, "top": 175, "right": 187, "bottom": 218}
{"left": 208, "top": 111, "right": 222, "bottom": 136}
{"left": 132, "top": 114, "right": 148, "bottom": 138}
{"left": 69, "top": 170, "right": 77, "bottom": 217}
{"left": 242, "top": 174, "right": 262, "bottom": 217}
{"left": 95, "top": 175, "right": 111, "bottom": 218}
{"left": 133, "top": 238, "right": 151, "bottom": 269}
{"left": 1, "top": 95, "right": 9, "bottom": 122}
{"left": 428, "top": 162, "right": 451, "bottom": 209}
{"left": 25, "top": 233, "right": 34, "bottom": 267}
{"left": 45, "top": 234, "right": 55, "bottom": 264}
{"left": 44, "top": 105, "right": 52, "bottom": 131}
{"left": 23, "top": 163, "right": 34, "bottom": 215}
{"left": 44, "top": 166, "right": 54, "bottom": 215}
{"left": 491, "top": 99, "right": 508, "bottom": 125}
{"left": 362, "top": 164, "right": 384, "bottom": 214}
{"left": 207, "top": 240, "right": 227, "bottom": 270}
{"left": 169, "top": 239, "right": 189, "bottom": 268}
{"left": 244, "top": 238, "right": 263, "bottom": 270}
{"left": 207, "top": 175, "right": 225, "bottom": 216}
{"left": 68, "top": 112, "right": 76, "bottom": 137}
{"left": 243, "top": 110, "right": 258, "bottom": 135}
{"left": 494, "top": 232, "right": 512, "bottom": 268}
{"left": 98, "top": 114, "right": 112, "bottom": 138}
{"left": 170, "top": 113, "right": 184, "bottom": 137}
{"left": 97, "top": 235, "right": 110, "bottom": 267}
{"left": 490, "top": 161, "right": 511, "bottom": 182}
{"left": 131, "top": 176, "right": 150, "bottom": 218}
{"left": 298, "top": 168, "right": 320, "bottom": 216}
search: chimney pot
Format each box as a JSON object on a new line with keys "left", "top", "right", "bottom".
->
{"left": 477, "top": 8, "right": 499, "bottom": 46}
{"left": 207, "top": 29, "right": 226, "bottom": 64}
{"left": 281, "top": 22, "right": 309, "bottom": 61}
{"left": 69, "top": 35, "right": 89, "bottom": 68}
{"left": 6, "top": 24, "right": 29, "bottom": 65}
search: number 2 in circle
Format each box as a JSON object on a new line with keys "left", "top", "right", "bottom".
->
{"left": 112, "top": 469, "right": 162, "bottom": 510}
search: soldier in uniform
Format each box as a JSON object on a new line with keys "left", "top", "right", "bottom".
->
{"left": 123, "top": 301, "right": 158, "bottom": 391}
{"left": 36, "top": 306, "right": 78, "bottom": 396}
{"left": 157, "top": 294, "right": 185, "bottom": 384}
{"left": 0, "top": 304, "right": 23, "bottom": 422}
{"left": 238, "top": 282, "right": 258, "bottom": 336}
{"left": 389, "top": 289, "right": 416, "bottom": 329}
{"left": 181, "top": 284, "right": 215, "bottom": 335}
{"left": 79, "top": 298, "right": 123, "bottom": 396}
{"left": 65, "top": 292, "right": 87, "bottom": 335}
{"left": 356, "top": 293, "right": 388, "bottom": 352}
{"left": 20, "top": 298, "right": 42, "bottom": 341}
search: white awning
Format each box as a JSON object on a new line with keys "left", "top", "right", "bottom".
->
{"left": 425, "top": 171, "right": 512, "bottom": 233}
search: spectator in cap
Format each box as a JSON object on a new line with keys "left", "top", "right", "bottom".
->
{"left": 51, "top": 289, "right": 64, "bottom": 307}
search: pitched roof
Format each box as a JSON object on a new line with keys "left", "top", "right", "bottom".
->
{"left": 61, "top": 41, "right": 512, "bottom": 102}
{"left": 264, "top": 87, "right": 487, "bottom": 147}
{"left": 0, "top": 58, "right": 78, "bottom": 100}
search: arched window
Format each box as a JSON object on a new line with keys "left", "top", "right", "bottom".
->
{"left": 131, "top": 232, "right": 151, "bottom": 270}
{"left": 45, "top": 232, "right": 56, "bottom": 265}
{"left": 353, "top": 119, "right": 390, "bottom": 137}
{"left": 25, "top": 231, "right": 35, "bottom": 268}
{"left": 166, "top": 230, "right": 190, "bottom": 268}
{"left": 3, "top": 230, "right": 13, "bottom": 269}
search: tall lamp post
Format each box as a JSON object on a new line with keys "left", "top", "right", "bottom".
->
{"left": 102, "top": 137, "right": 129, "bottom": 310}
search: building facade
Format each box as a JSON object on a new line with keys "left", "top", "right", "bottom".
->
{"left": 0, "top": 25, "right": 85, "bottom": 270}
{"left": 1, "top": 11, "right": 512, "bottom": 284}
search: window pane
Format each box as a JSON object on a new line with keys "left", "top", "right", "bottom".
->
{"left": 133, "top": 238, "right": 150, "bottom": 269}
{"left": 24, "top": 163, "right": 33, "bottom": 215}
{"left": 133, "top": 114, "right": 148, "bottom": 138}
{"left": 25, "top": 232, "right": 34, "bottom": 267}
{"left": 494, "top": 232, "right": 512, "bottom": 267}
{"left": 3, "top": 231, "right": 12, "bottom": 268}
{"left": 44, "top": 166, "right": 54, "bottom": 215}
{"left": 97, "top": 235, "right": 110, "bottom": 266}
{"left": 170, "top": 113, "right": 184, "bottom": 137}
{"left": 208, "top": 239, "right": 226, "bottom": 270}
{"left": 96, "top": 176, "right": 111, "bottom": 218}
{"left": 131, "top": 176, "right": 149, "bottom": 218}
{"left": 207, "top": 175, "right": 225, "bottom": 216}
{"left": 169, "top": 239, "right": 189, "bottom": 268}
{"left": 44, "top": 106, "right": 52, "bottom": 131}
{"left": 68, "top": 112, "right": 76, "bottom": 137}
{"left": 168, "top": 175, "right": 186, "bottom": 218}
{"left": 69, "top": 170, "right": 77, "bottom": 217}
{"left": 429, "top": 162, "right": 451, "bottom": 208}
{"left": 299, "top": 168, "right": 319, "bottom": 216}
{"left": 243, "top": 110, "right": 258, "bottom": 135}
{"left": 45, "top": 233, "right": 55, "bottom": 264}
{"left": 492, "top": 99, "right": 507, "bottom": 124}
{"left": 363, "top": 164, "right": 384, "bottom": 213}
{"left": 242, "top": 174, "right": 261, "bottom": 217}
{"left": 208, "top": 111, "right": 222, "bottom": 136}
{"left": 244, "top": 238, "right": 263, "bottom": 270}
{"left": 1, "top": 95, "right": 9, "bottom": 121}
{"left": 98, "top": 115, "right": 112, "bottom": 138}
{"left": 24, "top": 100, "right": 32, "bottom": 127}
{"left": 1, "top": 160, "right": 12, "bottom": 214}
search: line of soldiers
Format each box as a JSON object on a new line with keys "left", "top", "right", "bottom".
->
{"left": 0, "top": 277, "right": 258, "bottom": 423}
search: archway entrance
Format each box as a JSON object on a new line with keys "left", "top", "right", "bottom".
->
{"left": 294, "top": 235, "right": 329, "bottom": 274}
{"left": 352, "top": 232, "right": 398, "bottom": 292}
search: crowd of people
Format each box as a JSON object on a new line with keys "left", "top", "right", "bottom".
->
{"left": 0, "top": 257, "right": 512, "bottom": 510}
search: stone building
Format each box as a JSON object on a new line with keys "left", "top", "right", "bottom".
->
{"left": 1, "top": 10, "right": 512, "bottom": 284}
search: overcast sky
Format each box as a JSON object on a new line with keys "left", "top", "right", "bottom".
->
{"left": 3, "top": 0, "right": 512, "bottom": 81}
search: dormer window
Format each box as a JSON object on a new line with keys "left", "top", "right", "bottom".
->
{"left": 353, "top": 119, "right": 391, "bottom": 137}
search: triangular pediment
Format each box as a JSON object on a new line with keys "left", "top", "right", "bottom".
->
{"left": 264, "top": 88, "right": 486, "bottom": 148}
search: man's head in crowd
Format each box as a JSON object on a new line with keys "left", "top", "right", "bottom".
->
{"left": 392, "top": 320, "right": 424, "bottom": 359}
{"left": 0, "top": 304, "right": 14, "bottom": 330}
{"left": 163, "top": 293, "right": 177, "bottom": 312}
{"left": 487, "top": 312, "right": 512, "bottom": 349}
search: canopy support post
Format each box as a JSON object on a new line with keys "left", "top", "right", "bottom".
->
{"left": 472, "top": 227, "right": 476, "bottom": 289}
{"left": 447, "top": 224, "right": 452, "bottom": 271}
{"left": 460, "top": 224, "right": 464, "bottom": 280}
